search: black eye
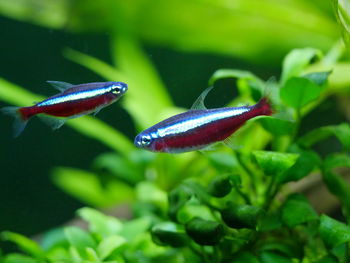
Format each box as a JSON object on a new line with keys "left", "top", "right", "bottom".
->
{"left": 141, "top": 135, "right": 151, "bottom": 146}
{"left": 112, "top": 87, "right": 121, "bottom": 94}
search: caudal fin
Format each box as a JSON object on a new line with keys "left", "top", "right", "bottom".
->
{"left": 1, "top": 106, "right": 28, "bottom": 137}
{"left": 256, "top": 97, "right": 274, "bottom": 116}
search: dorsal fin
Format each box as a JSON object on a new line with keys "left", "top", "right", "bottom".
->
{"left": 47, "top": 81, "right": 74, "bottom": 92}
{"left": 190, "top": 86, "right": 215, "bottom": 110}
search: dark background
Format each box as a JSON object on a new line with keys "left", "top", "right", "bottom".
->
{"left": 0, "top": 16, "right": 281, "bottom": 235}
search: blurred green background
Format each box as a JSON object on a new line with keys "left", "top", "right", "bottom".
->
{"left": 0, "top": 0, "right": 347, "bottom": 236}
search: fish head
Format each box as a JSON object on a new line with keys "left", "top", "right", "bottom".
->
{"left": 110, "top": 82, "right": 128, "bottom": 97}
{"left": 134, "top": 131, "right": 159, "bottom": 152}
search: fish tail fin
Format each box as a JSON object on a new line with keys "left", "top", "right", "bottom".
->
{"left": 1, "top": 106, "right": 29, "bottom": 137}
{"left": 256, "top": 97, "right": 274, "bottom": 116}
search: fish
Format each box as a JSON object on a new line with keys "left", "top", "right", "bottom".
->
{"left": 1, "top": 81, "right": 128, "bottom": 137}
{"left": 134, "top": 86, "right": 272, "bottom": 153}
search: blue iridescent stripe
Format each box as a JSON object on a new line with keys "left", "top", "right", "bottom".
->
{"left": 157, "top": 107, "right": 250, "bottom": 137}
{"left": 37, "top": 86, "right": 113, "bottom": 106}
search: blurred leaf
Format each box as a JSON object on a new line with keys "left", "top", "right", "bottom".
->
{"left": 168, "top": 185, "right": 193, "bottom": 222}
{"left": 136, "top": 181, "right": 168, "bottom": 210}
{"left": 280, "top": 77, "right": 323, "bottom": 109}
{"left": 315, "top": 255, "right": 339, "bottom": 263}
{"left": 281, "top": 194, "right": 318, "bottom": 227}
{"left": 259, "top": 251, "right": 292, "bottom": 263}
{"left": 97, "top": 235, "right": 126, "bottom": 260}
{"left": 177, "top": 202, "right": 214, "bottom": 224}
{"left": 64, "top": 227, "right": 97, "bottom": 256}
{"left": 0, "top": 0, "right": 68, "bottom": 29}
{"left": 207, "top": 174, "right": 232, "bottom": 198}
{"left": 1, "top": 232, "right": 43, "bottom": 258}
{"left": 298, "top": 123, "right": 350, "bottom": 150}
{"left": 322, "top": 154, "right": 350, "bottom": 221}
{"left": 77, "top": 207, "right": 123, "bottom": 238}
{"left": 120, "top": 217, "right": 151, "bottom": 241}
{"left": 303, "top": 71, "right": 332, "bottom": 87}
{"left": 3, "top": 254, "right": 37, "bottom": 263}
{"left": 319, "top": 214, "right": 350, "bottom": 248}
{"left": 208, "top": 69, "right": 263, "bottom": 88}
{"left": 281, "top": 48, "right": 322, "bottom": 83}
{"left": 231, "top": 252, "right": 260, "bottom": 263}
{"left": 52, "top": 167, "right": 135, "bottom": 208}
{"left": 333, "top": 0, "right": 350, "bottom": 46}
{"left": 93, "top": 152, "right": 146, "bottom": 185}
{"left": 278, "top": 148, "right": 321, "bottom": 183}
{"left": 0, "top": 0, "right": 338, "bottom": 63}
{"left": 66, "top": 37, "right": 173, "bottom": 129}
{"left": 221, "top": 203, "right": 263, "bottom": 229}
{"left": 40, "top": 228, "right": 67, "bottom": 251}
{"left": 151, "top": 222, "right": 189, "bottom": 248}
{"left": 0, "top": 78, "right": 133, "bottom": 154}
{"left": 185, "top": 217, "right": 224, "bottom": 246}
{"left": 252, "top": 151, "right": 299, "bottom": 176}
{"left": 259, "top": 212, "right": 283, "bottom": 232}
{"left": 254, "top": 116, "right": 296, "bottom": 136}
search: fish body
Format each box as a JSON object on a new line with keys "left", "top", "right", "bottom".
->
{"left": 134, "top": 97, "right": 272, "bottom": 153}
{"left": 1, "top": 81, "right": 128, "bottom": 136}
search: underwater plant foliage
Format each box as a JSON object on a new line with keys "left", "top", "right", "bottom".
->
{"left": 1, "top": 0, "right": 350, "bottom": 262}
{"left": 0, "top": 0, "right": 340, "bottom": 64}
{"left": 1, "top": 44, "right": 350, "bottom": 262}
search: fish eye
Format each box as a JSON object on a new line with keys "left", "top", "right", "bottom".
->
{"left": 141, "top": 135, "right": 151, "bottom": 146}
{"left": 112, "top": 86, "right": 121, "bottom": 95}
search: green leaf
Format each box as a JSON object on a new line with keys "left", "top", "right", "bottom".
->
{"left": 1, "top": 232, "right": 43, "bottom": 258}
{"left": 220, "top": 203, "right": 263, "bottom": 229}
{"left": 93, "top": 152, "right": 147, "bottom": 185}
{"left": 40, "top": 228, "right": 67, "bottom": 251}
{"left": 315, "top": 255, "right": 338, "bottom": 263}
{"left": 303, "top": 71, "right": 331, "bottom": 87}
{"left": 77, "top": 207, "right": 123, "bottom": 238}
{"left": 136, "top": 181, "right": 168, "bottom": 210}
{"left": 64, "top": 227, "right": 97, "bottom": 255}
{"left": 319, "top": 215, "right": 350, "bottom": 248}
{"left": 151, "top": 222, "right": 189, "bottom": 248}
{"left": 97, "top": 235, "right": 126, "bottom": 260}
{"left": 3, "top": 254, "right": 38, "bottom": 263}
{"left": 277, "top": 149, "right": 321, "bottom": 183}
{"left": 52, "top": 167, "right": 134, "bottom": 208}
{"left": 322, "top": 154, "right": 350, "bottom": 221}
{"left": 119, "top": 217, "right": 151, "bottom": 241}
{"left": 177, "top": 202, "right": 214, "bottom": 224}
{"left": 298, "top": 123, "right": 350, "bottom": 150}
{"left": 207, "top": 174, "right": 232, "bottom": 198}
{"left": 259, "top": 251, "right": 292, "bottom": 263}
{"left": 231, "top": 252, "right": 260, "bottom": 263}
{"left": 208, "top": 69, "right": 263, "bottom": 87}
{"left": 252, "top": 151, "right": 299, "bottom": 176}
{"left": 280, "top": 77, "right": 322, "bottom": 109}
{"left": 281, "top": 194, "right": 318, "bottom": 227}
{"left": 259, "top": 212, "right": 283, "bottom": 232}
{"left": 185, "top": 217, "right": 224, "bottom": 246}
{"left": 254, "top": 116, "right": 296, "bottom": 136}
{"left": 281, "top": 48, "right": 322, "bottom": 83}
{"left": 168, "top": 185, "right": 193, "bottom": 222}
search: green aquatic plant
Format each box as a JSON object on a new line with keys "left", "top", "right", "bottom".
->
{"left": 1, "top": 45, "right": 350, "bottom": 262}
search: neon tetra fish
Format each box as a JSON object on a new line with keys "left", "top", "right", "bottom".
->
{"left": 134, "top": 87, "right": 272, "bottom": 153}
{"left": 1, "top": 81, "right": 128, "bottom": 137}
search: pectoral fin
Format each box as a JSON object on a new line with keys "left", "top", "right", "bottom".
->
{"left": 47, "top": 81, "right": 74, "bottom": 92}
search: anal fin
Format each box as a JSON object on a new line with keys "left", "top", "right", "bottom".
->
{"left": 38, "top": 114, "right": 66, "bottom": 130}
